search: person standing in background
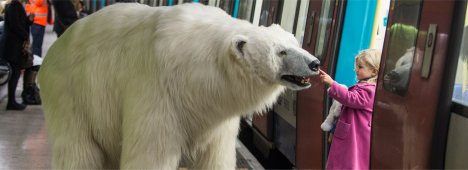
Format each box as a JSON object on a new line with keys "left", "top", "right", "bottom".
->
{"left": 28, "top": 0, "right": 49, "bottom": 57}
{"left": 3, "top": 0, "right": 33, "bottom": 110}
{"left": 51, "top": 0, "right": 77, "bottom": 37}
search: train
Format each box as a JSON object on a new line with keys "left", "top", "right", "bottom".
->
{"left": 79, "top": 0, "right": 467, "bottom": 169}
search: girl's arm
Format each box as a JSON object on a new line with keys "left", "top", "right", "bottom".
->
{"left": 328, "top": 81, "right": 374, "bottom": 109}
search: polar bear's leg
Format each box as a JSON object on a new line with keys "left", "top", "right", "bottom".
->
{"left": 43, "top": 88, "right": 106, "bottom": 168}
{"left": 119, "top": 110, "right": 182, "bottom": 169}
{"left": 51, "top": 135, "right": 105, "bottom": 168}
{"left": 47, "top": 106, "right": 105, "bottom": 168}
{"left": 191, "top": 116, "right": 240, "bottom": 170}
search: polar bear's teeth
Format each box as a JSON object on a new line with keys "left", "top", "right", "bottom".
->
{"left": 299, "top": 77, "right": 310, "bottom": 85}
{"left": 281, "top": 75, "right": 310, "bottom": 86}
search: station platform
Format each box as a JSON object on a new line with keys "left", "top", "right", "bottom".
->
{"left": 0, "top": 26, "right": 263, "bottom": 169}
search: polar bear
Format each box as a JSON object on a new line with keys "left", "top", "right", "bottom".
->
{"left": 38, "top": 3, "right": 320, "bottom": 169}
{"left": 384, "top": 47, "right": 414, "bottom": 95}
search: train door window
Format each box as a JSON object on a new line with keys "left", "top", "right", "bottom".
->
{"left": 259, "top": 0, "right": 283, "bottom": 26}
{"left": 259, "top": 0, "right": 271, "bottom": 26}
{"left": 237, "top": 0, "right": 256, "bottom": 22}
{"left": 453, "top": 23, "right": 468, "bottom": 106}
{"left": 314, "top": 0, "right": 335, "bottom": 61}
{"left": 382, "top": 0, "right": 421, "bottom": 96}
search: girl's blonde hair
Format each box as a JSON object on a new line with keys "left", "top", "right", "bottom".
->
{"left": 355, "top": 49, "right": 382, "bottom": 83}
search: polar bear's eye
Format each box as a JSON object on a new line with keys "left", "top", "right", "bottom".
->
{"left": 279, "top": 50, "right": 287, "bottom": 56}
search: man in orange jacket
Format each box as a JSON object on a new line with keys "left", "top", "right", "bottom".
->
{"left": 29, "top": 0, "right": 49, "bottom": 57}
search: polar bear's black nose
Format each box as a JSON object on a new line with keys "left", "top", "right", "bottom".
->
{"left": 308, "top": 60, "right": 320, "bottom": 72}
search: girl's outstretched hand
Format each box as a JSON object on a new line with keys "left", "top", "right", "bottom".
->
{"left": 319, "top": 69, "right": 334, "bottom": 86}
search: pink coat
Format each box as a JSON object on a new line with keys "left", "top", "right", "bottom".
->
{"left": 326, "top": 81, "right": 376, "bottom": 170}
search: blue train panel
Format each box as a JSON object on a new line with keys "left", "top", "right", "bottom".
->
{"left": 335, "top": 0, "right": 377, "bottom": 87}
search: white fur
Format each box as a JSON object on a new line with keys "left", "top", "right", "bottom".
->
{"left": 383, "top": 47, "right": 414, "bottom": 94}
{"left": 321, "top": 84, "right": 347, "bottom": 132}
{"left": 38, "top": 3, "right": 318, "bottom": 169}
{"left": 321, "top": 99, "right": 342, "bottom": 131}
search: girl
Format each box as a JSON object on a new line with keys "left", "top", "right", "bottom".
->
{"left": 319, "top": 49, "right": 381, "bottom": 169}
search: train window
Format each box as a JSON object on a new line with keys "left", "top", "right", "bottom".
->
{"left": 294, "top": 0, "right": 310, "bottom": 45}
{"left": 291, "top": 0, "right": 301, "bottom": 36}
{"left": 237, "top": 0, "right": 256, "bottom": 22}
{"left": 452, "top": 20, "right": 468, "bottom": 106}
{"left": 152, "top": 0, "right": 159, "bottom": 6}
{"left": 382, "top": 0, "right": 421, "bottom": 96}
{"left": 276, "top": 0, "right": 299, "bottom": 34}
{"left": 314, "top": 0, "right": 335, "bottom": 61}
{"left": 219, "top": 0, "right": 235, "bottom": 15}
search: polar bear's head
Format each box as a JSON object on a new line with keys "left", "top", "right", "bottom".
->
{"left": 384, "top": 47, "right": 414, "bottom": 95}
{"left": 230, "top": 24, "right": 320, "bottom": 90}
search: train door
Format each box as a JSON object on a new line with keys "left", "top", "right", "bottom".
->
{"left": 161, "top": 0, "right": 179, "bottom": 6}
{"left": 295, "top": 0, "right": 345, "bottom": 168}
{"left": 371, "top": 0, "right": 462, "bottom": 168}
{"left": 257, "top": 0, "right": 283, "bottom": 26}
{"left": 250, "top": 0, "right": 283, "bottom": 152}
{"left": 445, "top": 1, "right": 468, "bottom": 168}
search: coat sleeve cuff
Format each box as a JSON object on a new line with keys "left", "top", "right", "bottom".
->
{"left": 329, "top": 81, "right": 347, "bottom": 99}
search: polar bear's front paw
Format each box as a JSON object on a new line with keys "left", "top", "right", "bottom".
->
{"left": 321, "top": 122, "right": 333, "bottom": 131}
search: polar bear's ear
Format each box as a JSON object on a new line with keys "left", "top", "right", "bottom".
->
{"left": 231, "top": 35, "right": 248, "bottom": 59}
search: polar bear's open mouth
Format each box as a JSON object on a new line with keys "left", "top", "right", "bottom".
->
{"left": 281, "top": 75, "right": 310, "bottom": 87}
